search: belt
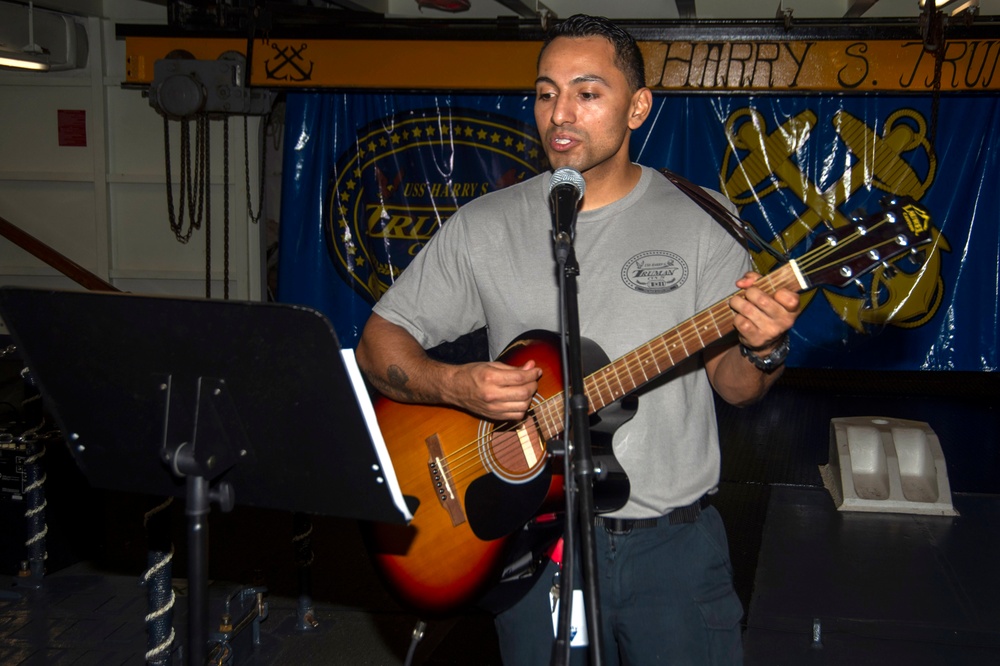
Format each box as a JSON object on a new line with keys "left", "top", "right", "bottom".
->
{"left": 594, "top": 495, "right": 711, "bottom": 535}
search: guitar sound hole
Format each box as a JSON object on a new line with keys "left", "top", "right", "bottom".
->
{"left": 481, "top": 422, "right": 546, "bottom": 482}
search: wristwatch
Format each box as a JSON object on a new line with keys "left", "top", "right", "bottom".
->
{"left": 739, "top": 334, "right": 790, "bottom": 372}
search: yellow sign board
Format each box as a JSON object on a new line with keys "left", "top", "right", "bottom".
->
{"left": 641, "top": 39, "right": 1000, "bottom": 91}
{"left": 124, "top": 36, "right": 1000, "bottom": 92}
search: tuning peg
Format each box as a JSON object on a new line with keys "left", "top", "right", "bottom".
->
{"left": 849, "top": 208, "right": 867, "bottom": 222}
{"left": 880, "top": 262, "right": 897, "bottom": 279}
{"left": 853, "top": 279, "right": 867, "bottom": 295}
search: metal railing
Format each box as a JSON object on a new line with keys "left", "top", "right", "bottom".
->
{"left": 0, "top": 214, "right": 119, "bottom": 292}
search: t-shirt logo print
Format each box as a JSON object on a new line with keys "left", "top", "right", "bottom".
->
{"left": 621, "top": 250, "right": 689, "bottom": 294}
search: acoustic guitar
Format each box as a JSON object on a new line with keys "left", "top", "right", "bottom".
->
{"left": 366, "top": 197, "right": 934, "bottom": 614}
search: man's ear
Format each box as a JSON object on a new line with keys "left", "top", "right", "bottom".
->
{"left": 628, "top": 87, "right": 653, "bottom": 130}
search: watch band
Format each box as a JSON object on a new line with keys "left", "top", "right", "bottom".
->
{"left": 740, "top": 334, "right": 790, "bottom": 372}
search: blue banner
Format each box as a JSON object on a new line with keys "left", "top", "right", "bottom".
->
{"left": 277, "top": 92, "right": 1000, "bottom": 371}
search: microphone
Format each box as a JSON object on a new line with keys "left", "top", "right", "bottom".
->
{"left": 548, "top": 167, "right": 585, "bottom": 249}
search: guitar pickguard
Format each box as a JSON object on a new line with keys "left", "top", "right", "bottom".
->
{"left": 465, "top": 467, "right": 553, "bottom": 540}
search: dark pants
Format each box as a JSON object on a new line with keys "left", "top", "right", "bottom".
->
{"left": 495, "top": 506, "right": 744, "bottom": 665}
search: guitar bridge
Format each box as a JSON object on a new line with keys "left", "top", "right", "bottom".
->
{"left": 425, "top": 434, "right": 466, "bottom": 527}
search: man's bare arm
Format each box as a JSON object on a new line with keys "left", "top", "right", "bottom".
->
{"left": 355, "top": 313, "right": 449, "bottom": 404}
{"left": 704, "top": 272, "right": 801, "bottom": 407}
{"left": 356, "top": 313, "right": 543, "bottom": 422}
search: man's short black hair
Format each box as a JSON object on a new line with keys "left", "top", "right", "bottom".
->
{"left": 539, "top": 14, "right": 647, "bottom": 92}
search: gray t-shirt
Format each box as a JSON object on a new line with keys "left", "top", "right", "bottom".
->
{"left": 373, "top": 165, "right": 750, "bottom": 518}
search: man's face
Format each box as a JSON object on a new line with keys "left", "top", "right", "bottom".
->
{"left": 534, "top": 36, "right": 643, "bottom": 179}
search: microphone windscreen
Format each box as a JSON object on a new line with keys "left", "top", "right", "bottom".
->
{"left": 548, "top": 167, "right": 585, "bottom": 200}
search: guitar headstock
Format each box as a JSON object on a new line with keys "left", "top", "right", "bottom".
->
{"left": 799, "top": 196, "right": 934, "bottom": 289}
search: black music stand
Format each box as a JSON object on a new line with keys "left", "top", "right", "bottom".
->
{"left": 0, "top": 286, "right": 414, "bottom": 664}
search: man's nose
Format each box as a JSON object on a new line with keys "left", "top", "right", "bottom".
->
{"left": 551, "top": 96, "right": 575, "bottom": 125}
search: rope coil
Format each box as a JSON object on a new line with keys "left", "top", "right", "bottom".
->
{"left": 143, "top": 545, "right": 176, "bottom": 664}
{"left": 23, "top": 439, "right": 48, "bottom": 568}
{"left": 143, "top": 498, "right": 176, "bottom": 665}
{"left": 144, "top": 626, "right": 176, "bottom": 663}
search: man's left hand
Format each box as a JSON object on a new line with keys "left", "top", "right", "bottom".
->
{"left": 730, "top": 271, "right": 801, "bottom": 352}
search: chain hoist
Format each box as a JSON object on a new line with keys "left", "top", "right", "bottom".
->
{"left": 150, "top": 54, "right": 275, "bottom": 300}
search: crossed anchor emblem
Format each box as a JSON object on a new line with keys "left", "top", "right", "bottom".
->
{"left": 720, "top": 106, "right": 950, "bottom": 332}
{"left": 265, "top": 42, "right": 314, "bottom": 82}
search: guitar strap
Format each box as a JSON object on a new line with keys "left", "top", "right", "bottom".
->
{"left": 658, "top": 168, "right": 789, "bottom": 263}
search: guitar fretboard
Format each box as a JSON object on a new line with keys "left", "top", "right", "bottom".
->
{"left": 533, "top": 261, "right": 803, "bottom": 440}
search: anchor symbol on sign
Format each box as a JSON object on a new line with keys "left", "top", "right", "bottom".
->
{"left": 719, "top": 106, "right": 948, "bottom": 331}
{"left": 265, "top": 42, "right": 314, "bottom": 82}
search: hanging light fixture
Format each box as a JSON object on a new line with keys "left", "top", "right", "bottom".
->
{"left": 918, "top": 0, "right": 978, "bottom": 13}
{"left": 0, "top": 2, "right": 51, "bottom": 72}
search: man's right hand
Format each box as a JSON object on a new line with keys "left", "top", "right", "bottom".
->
{"left": 446, "top": 359, "right": 543, "bottom": 422}
{"left": 356, "top": 313, "right": 542, "bottom": 422}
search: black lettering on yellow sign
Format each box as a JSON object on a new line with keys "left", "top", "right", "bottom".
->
{"left": 647, "top": 41, "right": 815, "bottom": 89}
{"left": 898, "top": 40, "right": 1000, "bottom": 89}
{"left": 640, "top": 38, "right": 1000, "bottom": 91}
{"left": 839, "top": 43, "right": 870, "bottom": 89}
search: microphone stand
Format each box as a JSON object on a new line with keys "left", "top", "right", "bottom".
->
{"left": 551, "top": 229, "right": 604, "bottom": 666}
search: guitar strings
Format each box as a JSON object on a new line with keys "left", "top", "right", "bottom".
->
{"left": 434, "top": 212, "right": 904, "bottom": 486}
{"left": 435, "top": 281, "right": 792, "bottom": 485}
{"left": 797, "top": 227, "right": 902, "bottom": 276}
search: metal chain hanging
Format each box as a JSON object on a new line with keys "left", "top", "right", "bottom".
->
{"left": 223, "top": 118, "right": 231, "bottom": 300}
{"left": 162, "top": 106, "right": 270, "bottom": 301}
{"left": 921, "top": 3, "right": 946, "bottom": 146}
{"left": 244, "top": 114, "right": 266, "bottom": 226}
{"left": 163, "top": 113, "right": 226, "bottom": 299}
{"left": 163, "top": 116, "right": 207, "bottom": 244}
{"left": 929, "top": 21, "right": 945, "bottom": 147}
{"left": 204, "top": 118, "right": 212, "bottom": 298}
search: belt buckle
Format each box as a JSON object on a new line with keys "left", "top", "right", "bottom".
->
{"left": 606, "top": 518, "right": 633, "bottom": 535}
{"left": 596, "top": 517, "right": 634, "bottom": 535}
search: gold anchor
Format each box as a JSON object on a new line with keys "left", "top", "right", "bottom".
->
{"left": 720, "top": 106, "right": 947, "bottom": 332}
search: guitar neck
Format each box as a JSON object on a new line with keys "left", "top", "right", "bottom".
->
{"left": 535, "top": 261, "right": 805, "bottom": 439}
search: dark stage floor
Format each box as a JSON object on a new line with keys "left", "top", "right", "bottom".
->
{"left": 1, "top": 355, "right": 998, "bottom": 664}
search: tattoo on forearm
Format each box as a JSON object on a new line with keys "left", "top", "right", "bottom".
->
{"left": 384, "top": 364, "right": 416, "bottom": 401}
{"left": 387, "top": 364, "right": 410, "bottom": 389}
